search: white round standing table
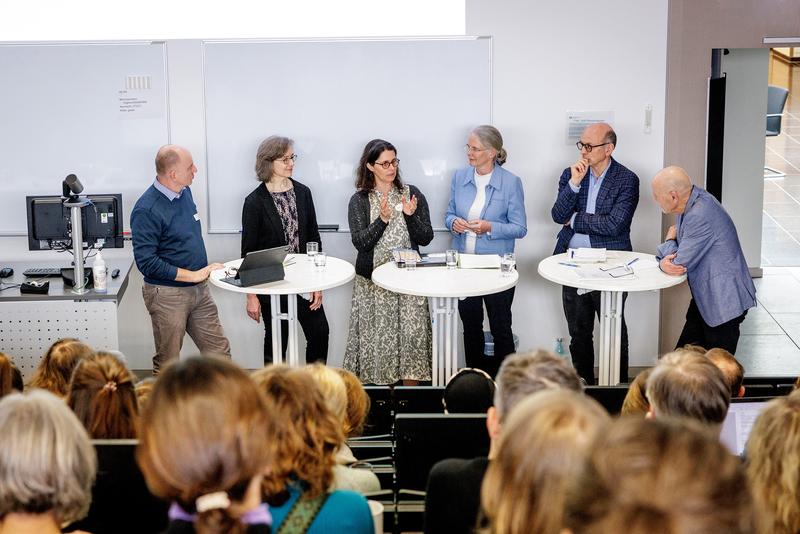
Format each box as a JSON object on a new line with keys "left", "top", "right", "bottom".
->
{"left": 538, "top": 251, "right": 686, "bottom": 386}
{"left": 371, "top": 262, "right": 518, "bottom": 386}
{"left": 210, "top": 254, "right": 355, "bottom": 366}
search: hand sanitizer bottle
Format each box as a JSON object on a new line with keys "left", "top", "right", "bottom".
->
{"left": 92, "top": 251, "right": 107, "bottom": 293}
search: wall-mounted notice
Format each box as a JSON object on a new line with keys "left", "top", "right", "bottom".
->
{"left": 566, "top": 110, "right": 615, "bottom": 142}
{"left": 118, "top": 74, "right": 160, "bottom": 118}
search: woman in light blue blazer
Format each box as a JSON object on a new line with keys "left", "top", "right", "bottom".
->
{"left": 445, "top": 125, "right": 527, "bottom": 375}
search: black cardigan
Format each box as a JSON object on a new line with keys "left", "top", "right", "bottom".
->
{"left": 241, "top": 179, "right": 322, "bottom": 257}
{"left": 348, "top": 184, "right": 434, "bottom": 278}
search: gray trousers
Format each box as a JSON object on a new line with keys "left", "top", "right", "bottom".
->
{"left": 143, "top": 281, "right": 231, "bottom": 373}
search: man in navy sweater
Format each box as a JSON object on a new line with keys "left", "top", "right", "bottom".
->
{"left": 131, "top": 145, "right": 231, "bottom": 372}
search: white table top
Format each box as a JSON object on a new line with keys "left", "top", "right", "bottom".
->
{"left": 371, "top": 261, "right": 518, "bottom": 298}
{"left": 209, "top": 254, "right": 355, "bottom": 295}
{"left": 537, "top": 251, "right": 686, "bottom": 293}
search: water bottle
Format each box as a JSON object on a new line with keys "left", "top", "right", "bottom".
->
{"left": 92, "top": 251, "right": 107, "bottom": 293}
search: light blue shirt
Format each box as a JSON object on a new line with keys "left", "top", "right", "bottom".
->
{"left": 567, "top": 162, "right": 610, "bottom": 249}
{"left": 152, "top": 178, "right": 183, "bottom": 201}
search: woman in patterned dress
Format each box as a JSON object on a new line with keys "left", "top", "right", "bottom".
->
{"left": 344, "top": 139, "right": 434, "bottom": 385}
{"left": 241, "top": 136, "right": 329, "bottom": 365}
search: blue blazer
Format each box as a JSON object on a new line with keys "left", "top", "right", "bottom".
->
{"left": 550, "top": 157, "right": 639, "bottom": 254}
{"left": 444, "top": 165, "right": 527, "bottom": 255}
{"left": 656, "top": 186, "right": 756, "bottom": 327}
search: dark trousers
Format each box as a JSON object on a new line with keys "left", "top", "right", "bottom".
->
{"left": 458, "top": 287, "right": 515, "bottom": 377}
{"left": 562, "top": 286, "right": 629, "bottom": 384}
{"left": 257, "top": 294, "right": 329, "bottom": 365}
{"left": 676, "top": 298, "right": 747, "bottom": 354}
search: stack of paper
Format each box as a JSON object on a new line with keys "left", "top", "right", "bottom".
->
{"left": 567, "top": 247, "right": 607, "bottom": 263}
{"left": 458, "top": 253, "right": 501, "bottom": 269}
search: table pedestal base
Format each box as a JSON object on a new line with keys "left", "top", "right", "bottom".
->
{"left": 597, "top": 290, "right": 624, "bottom": 386}
{"left": 429, "top": 296, "right": 459, "bottom": 386}
{"left": 270, "top": 294, "right": 300, "bottom": 366}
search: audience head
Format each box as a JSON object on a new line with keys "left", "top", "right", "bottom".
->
{"left": 67, "top": 351, "right": 138, "bottom": 439}
{"left": 252, "top": 365, "right": 342, "bottom": 502}
{"left": 137, "top": 357, "right": 273, "bottom": 533}
{"left": 0, "top": 389, "right": 96, "bottom": 527}
{"left": 134, "top": 377, "right": 157, "bottom": 415}
{"left": 481, "top": 390, "right": 609, "bottom": 534}
{"left": 334, "top": 368, "right": 370, "bottom": 438}
{"left": 306, "top": 362, "right": 348, "bottom": 425}
{"left": 646, "top": 350, "right": 730, "bottom": 429}
{"left": 28, "top": 338, "right": 93, "bottom": 397}
{"left": 705, "top": 348, "right": 745, "bottom": 398}
{"left": 443, "top": 368, "right": 496, "bottom": 413}
{"left": 356, "top": 138, "right": 403, "bottom": 191}
{"left": 745, "top": 390, "right": 800, "bottom": 534}
{"left": 255, "top": 135, "right": 293, "bottom": 183}
{"left": 469, "top": 125, "right": 507, "bottom": 166}
{"left": 563, "top": 417, "right": 754, "bottom": 534}
{"left": 621, "top": 369, "right": 652, "bottom": 416}
{"left": 0, "top": 352, "right": 20, "bottom": 398}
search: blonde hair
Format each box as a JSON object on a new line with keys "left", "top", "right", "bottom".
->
{"left": 306, "top": 363, "right": 348, "bottom": 424}
{"left": 746, "top": 391, "right": 800, "bottom": 534}
{"left": 0, "top": 352, "right": 15, "bottom": 398}
{"left": 137, "top": 357, "right": 274, "bottom": 534}
{"left": 621, "top": 369, "right": 651, "bottom": 416}
{"left": 28, "top": 338, "right": 93, "bottom": 397}
{"left": 480, "top": 390, "right": 609, "bottom": 534}
{"left": 135, "top": 377, "right": 156, "bottom": 414}
{"left": 705, "top": 348, "right": 744, "bottom": 397}
{"left": 67, "top": 352, "right": 138, "bottom": 439}
{"left": 0, "top": 389, "right": 96, "bottom": 524}
{"left": 335, "top": 368, "right": 370, "bottom": 437}
{"left": 564, "top": 417, "right": 754, "bottom": 534}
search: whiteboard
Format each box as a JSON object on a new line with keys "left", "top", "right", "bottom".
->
{"left": 0, "top": 42, "right": 169, "bottom": 235}
{"left": 203, "top": 38, "right": 491, "bottom": 232}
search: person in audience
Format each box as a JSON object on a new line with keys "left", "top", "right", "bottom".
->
{"left": 424, "top": 350, "right": 582, "bottom": 534}
{"left": 0, "top": 353, "right": 19, "bottom": 398}
{"left": 745, "top": 390, "right": 800, "bottom": 534}
{"left": 135, "top": 377, "right": 156, "bottom": 414}
{"left": 443, "top": 368, "right": 496, "bottom": 414}
{"left": 335, "top": 368, "right": 371, "bottom": 438}
{"left": 131, "top": 144, "right": 231, "bottom": 373}
{"left": 241, "top": 135, "right": 330, "bottom": 365}
{"left": 10, "top": 366, "right": 22, "bottom": 394}
{"left": 252, "top": 365, "right": 374, "bottom": 532}
{"left": 621, "top": 368, "right": 652, "bottom": 416}
{"left": 550, "top": 123, "right": 639, "bottom": 384}
{"left": 646, "top": 350, "right": 730, "bottom": 432}
{"left": 137, "top": 357, "right": 273, "bottom": 533}
{"left": 706, "top": 347, "right": 745, "bottom": 398}
{"left": 563, "top": 417, "right": 755, "bottom": 534}
{"left": 344, "top": 138, "right": 434, "bottom": 385}
{"left": 27, "top": 338, "right": 93, "bottom": 398}
{"left": 307, "top": 363, "right": 381, "bottom": 493}
{"left": 480, "top": 390, "right": 609, "bottom": 534}
{"left": 67, "top": 351, "right": 138, "bottom": 439}
{"left": 0, "top": 389, "right": 96, "bottom": 533}
{"left": 653, "top": 165, "right": 756, "bottom": 354}
{"left": 446, "top": 125, "right": 527, "bottom": 375}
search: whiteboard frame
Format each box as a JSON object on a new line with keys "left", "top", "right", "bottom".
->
{"left": 0, "top": 40, "right": 171, "bottom": 236}
{"left": 200, "top": 36, "right": 493, "bottom": 234}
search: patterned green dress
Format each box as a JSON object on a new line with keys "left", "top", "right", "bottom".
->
{"left": 344, "top": 185, "right": 432, "bottom": 384}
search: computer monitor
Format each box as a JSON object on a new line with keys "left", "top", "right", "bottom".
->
{"left": 26, "top": 194, "right": 123, "bottom": 251}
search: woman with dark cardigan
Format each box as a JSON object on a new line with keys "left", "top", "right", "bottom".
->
{"left": 241, "top": 136, "right": 329, "bottom": 365}
{"left": 343, "top": 139, "right": 434, "bottom": 385}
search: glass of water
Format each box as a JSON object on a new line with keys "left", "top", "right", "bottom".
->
{"left": 405, "top": 257, "right": 417, "bottom": 271}
{"left": 445, "top": 249, "right": 458, "bottom": 270}
{"left": 313, "top": 251, "right": 327, "bottom": 271}
{"left": 306, "top": 241, "right": 319, "bottom": 261}
{"left": 501, "top": 252, "right": 515, "bottom": 277}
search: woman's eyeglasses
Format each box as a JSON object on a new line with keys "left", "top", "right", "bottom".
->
{"left": 274, "top": 154, "right": 298, "bottom": 165}
{"left": 373, "top": 159, "right": 400, "bottom": 169}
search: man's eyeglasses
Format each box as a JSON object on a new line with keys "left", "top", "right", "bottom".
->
{"left": 464, "top": 144, "right": 489, "bottom": 154}
{"left": 373, "top": 159, "right": 400, "bottom": 169}
{"left": 576, "top": 141, "right": 610, "bottom": 153}
{"left": 225, "top": 267, "right": 238, "bottom": 278}
{"left": 274, "top": 154, "right": 298, "bottom": 165}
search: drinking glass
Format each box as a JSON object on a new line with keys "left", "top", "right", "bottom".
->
{"left": 445, "top": 249, "right": 458, "bottom": 270}
{"left": 501, "top": 252, "right": 515, "bottom": 277}
{"left": 313, "top": 251, "right": 327, "bottom": 271}
{"left": 405, "top": 258, "right": 417, "bottom": 271}
{"left": 306, "top": 241, "right": 319, "bottom": 261}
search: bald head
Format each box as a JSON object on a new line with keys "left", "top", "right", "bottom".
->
{"left": 652, "top": 165, "right": 693, "bottom": 214}
{"left": 583, "top": 123, "right": 615, "bottom": 145}
{"left": 155, "top": 145, "right": 189, "bottom": 176}
{"left": 155, "top": 145, "right": 196, "bottom": 193}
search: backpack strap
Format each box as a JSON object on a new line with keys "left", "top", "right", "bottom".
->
{"left": 276, "top": 491, "right": 330, "bottom": 534}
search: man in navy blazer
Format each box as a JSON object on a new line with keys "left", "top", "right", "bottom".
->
{"left": 653, "top": 166, "right": 756, "bottom": 353}
{"left": 551, "top": 123, "right": 639, "bottom": 384}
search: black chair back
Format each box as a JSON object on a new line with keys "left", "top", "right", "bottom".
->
{"left": 584, "top": 385, "right": 629, "bottom": 415}
{"left": 363, "top": 386, "right": 393, "bottom": 436}
{"left": 394, "top": 386, "right": 445, "bottom": 414}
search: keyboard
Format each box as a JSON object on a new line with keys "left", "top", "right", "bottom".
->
{"left": 23, "top": 267, "right": 64, "bottom": 277}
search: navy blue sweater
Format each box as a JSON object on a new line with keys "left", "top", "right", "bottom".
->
{"left": 131, "top": 185, "right": 208, "bottom": 287}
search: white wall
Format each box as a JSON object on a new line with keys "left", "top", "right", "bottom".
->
{"left": 465, "top": 0, "right": 669, "bottom": 366}
{"left": 720, "top": 48, "right": 769, "bottom": 270}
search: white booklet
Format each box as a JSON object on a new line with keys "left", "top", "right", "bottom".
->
{"left": 567, "top": 247, "right": 607, "bottom": 263}
{"left": 458, "top": 253, "right": 501, "bottom": 269}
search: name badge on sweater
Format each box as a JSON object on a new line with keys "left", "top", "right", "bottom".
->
{"left": 193, "top": 213, "right": 200, "bottom": 221}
